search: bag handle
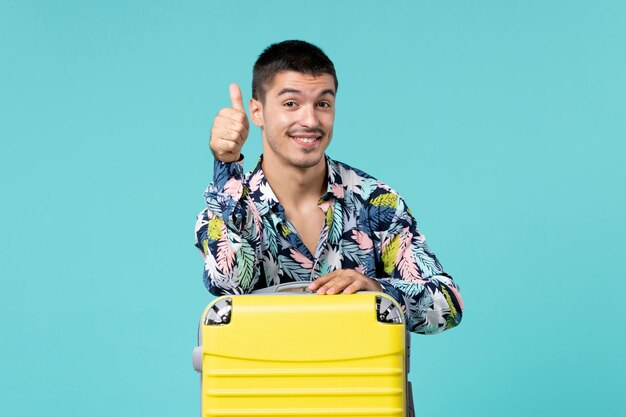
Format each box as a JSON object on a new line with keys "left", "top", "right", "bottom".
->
{"left": 251, "top": 282, "right": 313, "bottom": 294}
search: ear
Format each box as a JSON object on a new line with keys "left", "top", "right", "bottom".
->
{"left": 248, "top": 98, "right": 264, "bottom": 128}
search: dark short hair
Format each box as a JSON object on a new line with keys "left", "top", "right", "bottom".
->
{"left": 252, "top": 40, "right": 338, "bottom": 102}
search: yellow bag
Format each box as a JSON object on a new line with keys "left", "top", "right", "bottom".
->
{"left": 192, "top": 283, "right": 414, "bottom": 416}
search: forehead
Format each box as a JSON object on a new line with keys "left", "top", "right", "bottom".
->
{"left": 266, "top": 71, "right": 336, "bottom": 96}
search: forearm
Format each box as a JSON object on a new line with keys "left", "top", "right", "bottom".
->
{"left": 194, "top": 157, "right": 261, "bottom": 295}
{"left": 375, "top": 202, "right": 464, "bottom": 334}
{"left": 375, "top": 274, "right": 463, "bottom": 334}
{"left": 196, "top": 210, "right": 261, "bottom": 295}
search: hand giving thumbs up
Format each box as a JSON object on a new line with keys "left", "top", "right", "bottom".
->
{"left": 209, "top": 83, "right": 250, "bottom": 163}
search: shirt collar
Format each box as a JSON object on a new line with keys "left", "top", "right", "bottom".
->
{"left": 320, "top": 155, "right": 344, "bottom": 202}
{"left": 247, "top": 154, "right": 345, "bottom": 211}
{"left": 246, "top": 155, "right": 279, "bottom": 213}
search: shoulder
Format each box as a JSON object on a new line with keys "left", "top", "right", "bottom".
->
{"left": 329, "top": 157, "right": 405, "bottom": 205}
{"left": 329, "top": 157, "right": 418, "bottom": 235}
{"left": 329, "top": 157, "right": 374, "bottom": 182}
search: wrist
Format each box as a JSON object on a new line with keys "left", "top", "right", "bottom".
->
{"left": 212, "top": 155, "right": 245, "bottom": 189}
{"left": 212, "top": 152, "right": 242, "bottom": 163}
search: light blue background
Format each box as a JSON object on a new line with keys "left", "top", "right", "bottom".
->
{"left": 1, "top": 1, "right": 624, "bottom": 416}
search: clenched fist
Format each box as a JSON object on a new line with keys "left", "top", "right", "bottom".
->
{"left": 210, "top": 83, "right": 250, "bottom": 163}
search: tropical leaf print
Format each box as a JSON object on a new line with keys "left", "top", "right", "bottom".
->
{"left": 280, "top": 223, "right": 291, "bottom": 237}
{"left": 441, "top": 286, "right": 458, "bottom": 319}
{"left": 323, "top": 244, "right": 343, "bottom": 271}
{"left": 263, "top": 252, "right": 281, "bottom": 287}
{"left": 341, "top": 240, "right": 362, "bottom": 264}
{"left": 351, "top": 230, "right": 373, "bottom": 250}
{"left": 278, "top": 253, "right": 311, "bottom": 282}
{"left": 318, "top": 259, "right": 331, "bottom": 276}
{"left": 330, "top": 183, "right": 344, "bottom": 199}
{"left": 346, "top": 195, "right": 364, "bottom": 220}
{"left": 371, "top": 192, "right": 398, "bottom": 209}
{"left": 216, "top": 222, "right": 235, "bottom": 275}
{"left": 212, "top": 162, "right": 239, "bottom": 191}
{"left": 358, "top": 178, "right": 378, "bottom": 200}
{"left": 394, "top": 228, "right": 426, "bottom": 283}
{"left": 339, "top": 165, "right": 363, "bottom": 191}
{"left": 203, "top": 247, "right": 226, "bottom": 287}
{"left": 314, "top": 224, "right": 329, "bottom": 259}
{"left": 394, "top": 227, "right": 412, "bottom": 265}
{"left": 259, "top": 181, "right": 277, "bottom": 204}
{"left": 208, "top": 216, "right": 223, "bottom": 241}
{"left": 363, "top": 203, "right": 395, "bottom": 232}
{"left": 328, "top": 199, "right": 343, "bottom": 244}
{"left": 389, "top": 279, "right": 424, "bottom": 298}
{"left": 246, "top": 195, "right": 263, "bottom": 229}
{"left": 448, "top": 283, "right": 464, "bottom": 310}
{"left": 196, "top": 155, "right": 462, "bottom": 334}
{"left": 398, "top": 248, "right": 424, "bottom": 284}
{"left": 413, "top": 285, "right": 434, "bottom": 312}
{"left": 223, "top": 177, "right": 243, "bottom": 199}
{"left": 261, "top": 217, "right": 278, "bottom": 256}
{"left": 413, "top": 245, "right": 443, "bottom": 277}
{"left": 325, "top": 203, "right": 333, "bottom": 229}
{"left": 201, "top": 239, "right": 209, "bottom": 259}
{"left": 343, "top": 209, "right": 357, "bottom": 231}
{"left": 327, "top": 161, "right": 337, "bottom": 184}
{"left": 248, "top": 169, "right": 264, "bottom": 192}
{"left": 289, "top": 248, "right": 313, "bottom": 269}
{"left": 195, "top": 213, "right": 209, "bottom": 240}
{"left": 236, "top": 240, "right": 256, "bottom": 291}
{"left": 382, "top": 234, "right": 401, "bottom": 275}
{"left": 423, "top": 288, "right": 450, "bottom": 329}
{"left": 204, "top": 191, "right": 227, "bottom": 216}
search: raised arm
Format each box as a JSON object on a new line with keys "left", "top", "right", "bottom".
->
{"left": 194, "top": 84, "right": 262, "bottom": 295}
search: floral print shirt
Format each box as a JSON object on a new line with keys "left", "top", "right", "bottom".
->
{"left": 194, "top": 155, "right": 463, "bottom": 334}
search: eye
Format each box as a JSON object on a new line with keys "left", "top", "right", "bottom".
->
{"left": 284, "top": 101, "right": 298, "bottom": 108}
{"left": 317, "top": 101, "right": 332, "bottom": 109}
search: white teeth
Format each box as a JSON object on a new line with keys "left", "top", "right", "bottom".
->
{"left": 292, "top": 136, "right": 317, "bottom": 143}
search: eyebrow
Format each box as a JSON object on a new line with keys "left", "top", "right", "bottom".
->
{"left": 277, "top": 88, "right": 336, "bottom": 98}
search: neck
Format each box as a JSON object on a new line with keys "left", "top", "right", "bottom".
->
{"left": 262, "top": 153, "right": 327, "bottom": 209}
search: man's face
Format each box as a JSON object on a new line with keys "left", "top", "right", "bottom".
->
{"left": 250, "top": 71, "right": 336, "bottom": 170}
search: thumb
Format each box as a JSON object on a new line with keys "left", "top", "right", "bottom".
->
{"left": 229, "top": 83, "right": 245, "bottom": 112}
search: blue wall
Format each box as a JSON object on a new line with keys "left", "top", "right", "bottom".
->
{"left": 1, "top": 1, "right": 624, "bottom": 416}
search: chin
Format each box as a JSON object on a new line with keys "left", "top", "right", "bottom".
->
{"left": 289, "top": 153, "right": 325, "bottom": 169}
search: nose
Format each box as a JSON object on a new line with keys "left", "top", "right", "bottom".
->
{"left": 299, "top": 104, "right": 319, "bottom": 128}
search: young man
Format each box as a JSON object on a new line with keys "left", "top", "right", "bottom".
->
{"left": 195, "top": 40, "right": 463, "bottom": 334}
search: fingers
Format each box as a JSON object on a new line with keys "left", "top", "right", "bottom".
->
{"left": 342, "top": 280, "right": 366, "bottom": 294}
{"left": 213, "top": 117, "right": 248, "bottom": 143}
{"left": 309, "top": 270, "right": 368, "bottom": 295}
{"left": 212, "top": 137, "right": 240, "bottom": 155}
{"left": 307, "top": 272, "right": 336, "bottom": 291}
{"left": 229, "top": 83, "right": 245, "bottom": 112}
{"left": 320, "top": 276, "right": 363, "bottom": 295}
{"left": 217, "top": 107, "right": 249, "bottom": 129}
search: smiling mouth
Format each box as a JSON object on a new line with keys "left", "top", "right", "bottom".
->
{"left": 290, "top": 136, "right": 320, "bottom": 143}
{"left": 289, "top": 134, "right": 323, "bottom": 146}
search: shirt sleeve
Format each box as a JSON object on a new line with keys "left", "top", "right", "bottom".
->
{"left": 372, "top": 196, "right": 464, "bottom": 335}
{"left": 194, "top": 156, "right": 262, "bottom": 296}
